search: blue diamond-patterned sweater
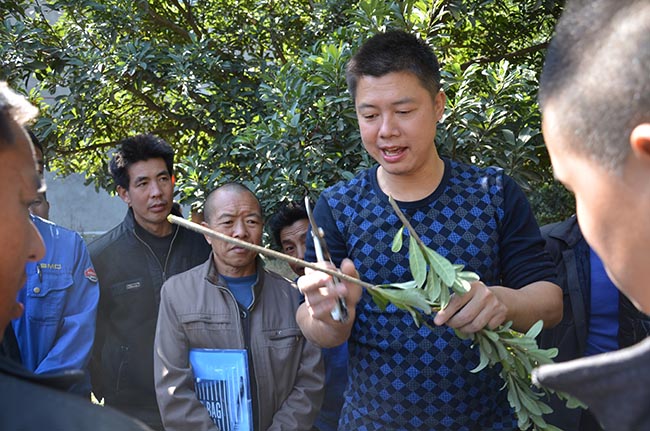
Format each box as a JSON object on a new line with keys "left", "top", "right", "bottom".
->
{"left": 305, "top": 158, "right": 557, "bottom": 431}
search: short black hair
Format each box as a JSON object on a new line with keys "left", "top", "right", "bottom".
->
{"left": 109, "top": 133, "right": 174, "bottom": 189}
{"left": 539, "top": 0, "right": 650, "bottom": 173}
{"left": 268, "top": 201, "right": 308, "bottom": 248}
{"left": 346, "top": 30, "right": 441, "bottom": 102}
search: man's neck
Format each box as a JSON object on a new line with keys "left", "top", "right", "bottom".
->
{"left": 377, "top": 156, "right": 445, "bottom": 202}
{"left": 134, "top": 216, "right": 173, "bottom": 237}
{"left": 214, "top": 257, "right": 257, "bottom": 279}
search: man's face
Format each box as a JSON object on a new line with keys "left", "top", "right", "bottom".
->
{"left": 543, "top": 104, "right": 650, "bottom": 312}
{"left": 355, "top": 71, "right": 446, "bottom": 179}
{"left": 280, "top": 218, "right": 309, "bottom": 276}
{"left": 117, "top": 158, "right": 174, "bottom": 236}
{"left": 30, "top": 192, "right": 50, "bottom": 220}
{"left": 0, "top": 122, "right": 46, "bottom": 340}
{"left": 203, "top": 189, "right": 263, "bottom": 277}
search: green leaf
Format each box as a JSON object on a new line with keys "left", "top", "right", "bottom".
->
{"left": 409, "top": 235, "right": 427, "bottom": 288}
{"left": 452, "top": 277, "right": 471, "bottom": 294}
{"left": 470, "top": 345, "right": 490, "bottom": 373}
{"left": 458, "top": 270, "right": 480, "bottom": 282}
{"left": 372, "top": 285, "right": 432, "bottom": 314}
{"left": 439, "top": 283, "right": 451, "bottom": 309}
{"left": 383, "top": 280, "right": 419, "bottom": 290}
{"left": 392, "top": 226, "right": 404, "bottom": 252}
{"left": 424, "top": 267, "right": 441, "bottom": 303}
{"left": 424, "top": 248, "right": 456, "bottom": 286}
{"left": 525, "top": 319, "right": 544, "bottom": 339}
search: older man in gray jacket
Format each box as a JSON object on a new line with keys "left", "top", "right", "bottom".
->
{"left": 154, "top": 183, "right": 324, "bottom": 431}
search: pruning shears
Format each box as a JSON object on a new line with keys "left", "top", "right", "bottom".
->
{"left": 304, "top": 197, "right": 349, "bottom": 323}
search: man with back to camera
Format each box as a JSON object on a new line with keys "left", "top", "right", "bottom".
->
{"left": 538, "top": 214, "right": 650, "bottom": 431}
{"left": 296, "top": 30, "right": 563, "bottom": 430}
{"left": 154, "top": 183, "right": 324, "bottom": 430}
{"left": 89, "top": 133, "right": 211, "bottom": 429}
{"left": 268, "top": 201, "right": 347, "bottom": 431}
{"left": 0, "top": 81, "right": 152, "bottom": 430}
{"left": 532, "top": 1, "right": 650, "bottom": 430}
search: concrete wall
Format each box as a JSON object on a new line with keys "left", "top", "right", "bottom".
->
{"left": 44, "top": 171, "right": 124, "bottom": 237}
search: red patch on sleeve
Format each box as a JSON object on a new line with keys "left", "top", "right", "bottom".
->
{"left": 85, "top": 268, "right": 98, "bottom": 283}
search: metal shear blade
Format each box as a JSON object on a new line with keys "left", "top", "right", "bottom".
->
{"left": 304, "top": 197, "right": 349, "bottom": 323}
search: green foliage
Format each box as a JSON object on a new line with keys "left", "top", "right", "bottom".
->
{"left": 1, "top": 0, "right": 572, "bottom": 226}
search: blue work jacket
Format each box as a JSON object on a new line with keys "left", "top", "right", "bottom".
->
{"left": 12, "top": 215, "right": 99, "bottom": 396}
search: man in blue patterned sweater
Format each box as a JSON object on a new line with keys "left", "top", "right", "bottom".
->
{"left": 296, "top": 30, "right": 563, "bottom": 430}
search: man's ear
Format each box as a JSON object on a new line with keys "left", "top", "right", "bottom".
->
{"left": 434, "top": 90, "right": 446, "bottom": 123}
{"left": 630, "top": 123, "right": 650, "bottom": 161}
{"left": 201, "top": 221, "right": 212, "bottom": 246}
{"left": 117, "top": 185, "right": 130, "bottom": 205}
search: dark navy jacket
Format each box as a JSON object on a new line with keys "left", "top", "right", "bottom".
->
{"left": 89, "top": 208, "right": 211, "bottom": 429}
{"left": 0, "top": 354, "right": 152, "bottom": 430}
{"left": 539, "top": 215, "right": 650, "bottom": 430}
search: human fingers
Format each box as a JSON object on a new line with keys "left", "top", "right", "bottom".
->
{"left": 446, "top": 282, "right": 507, "bottom": 333}
{"left": 298, "top": 261, "right": 354, "bottom": 322}
{"left": 433, "top": 285, "right": 474, "bottom": 326}
{"left": 339, "top": 258, "right": 362, "bottom": 305}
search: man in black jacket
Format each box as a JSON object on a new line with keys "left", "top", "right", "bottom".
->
{"left": 539, "top": 215, "right": 650, "bottom": 430}
{"left": 89, "top": 134, "right": 211, "bottom": 430}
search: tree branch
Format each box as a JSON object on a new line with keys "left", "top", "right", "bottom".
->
{"left": 137, "top": 0, "right": 192, "bottom": 42}
{"left": 460, "top": 41, "right": 549, "bottom": 70}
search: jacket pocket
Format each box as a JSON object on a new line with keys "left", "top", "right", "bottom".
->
{"left": 108, "top": 277, "right": 157, "bottom": 317}
{"left": 110, "top": 277, "right": 146, "bottom": 297}
{"left": 266, "top": 327, "right": 302, "bottom": 348}
{"left": 180, "top": 313, "right": 238, "bottom": 347}
{"left": 180, "top": 313, "right": 236, "bottom": 334}
{"left": 26, "top": 270, "right": 73, "bottom": 324}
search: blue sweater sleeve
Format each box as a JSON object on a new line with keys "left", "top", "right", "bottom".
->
{"left": 305, "top": 193, "right": 349, "bottom": 267}
{"left": 498, "top": 175, "right": 558, "bottom": 288}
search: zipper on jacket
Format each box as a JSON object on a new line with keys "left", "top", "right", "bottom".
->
{"left": 132, "top": 225, "right": 180, "bottom": 282}
{"left": 218, "top": 284, "right": 261, "bottom": 430}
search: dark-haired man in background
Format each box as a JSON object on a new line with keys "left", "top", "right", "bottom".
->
{"left": 89, "top": 134, "right": 211, "bottom": 429}
{"left": 269, "top": 201, "right": 347, "bottom": 431}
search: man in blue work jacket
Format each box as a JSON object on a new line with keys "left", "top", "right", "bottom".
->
{"left": 12, "top": 213, "right": 99, "bottom": 397}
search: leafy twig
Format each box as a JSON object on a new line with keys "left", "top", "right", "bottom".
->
{"left": 375, "top": 196, "right": 582, "bottom": 431}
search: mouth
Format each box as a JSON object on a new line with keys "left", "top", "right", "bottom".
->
{"left": 380, "top": 146, "right": 407, "bottom": 160}
{"left": 149, "top": 202, "right": 168, "bottom": 212}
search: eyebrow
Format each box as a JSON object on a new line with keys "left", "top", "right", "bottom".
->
{"left": 357, "top": 97, "right": 416, "bottom": 110}
{"left": 216, "top": 212, "right": 262, "bottom": 220}
{"left": 134, "top": 170, "right": 169, "bottom": 183}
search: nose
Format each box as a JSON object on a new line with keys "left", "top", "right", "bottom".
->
{"left": 296, "top": 241, "right": 306, "bottom": 261}
{"left": 231, "top": 219, "right": 248, "bottom": 239}
{"left": 149, "top": 180, "right": 162, "bottom": 198}
{"left": 378, "top": 113, "right": 399, "bottom": 138}
{"left": 28, "top": 219, "right": 45, "bottom": 262}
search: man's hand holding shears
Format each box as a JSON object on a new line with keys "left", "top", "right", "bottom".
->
{"left": 295, "top": 198, "right": 363, "bottom": 348}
